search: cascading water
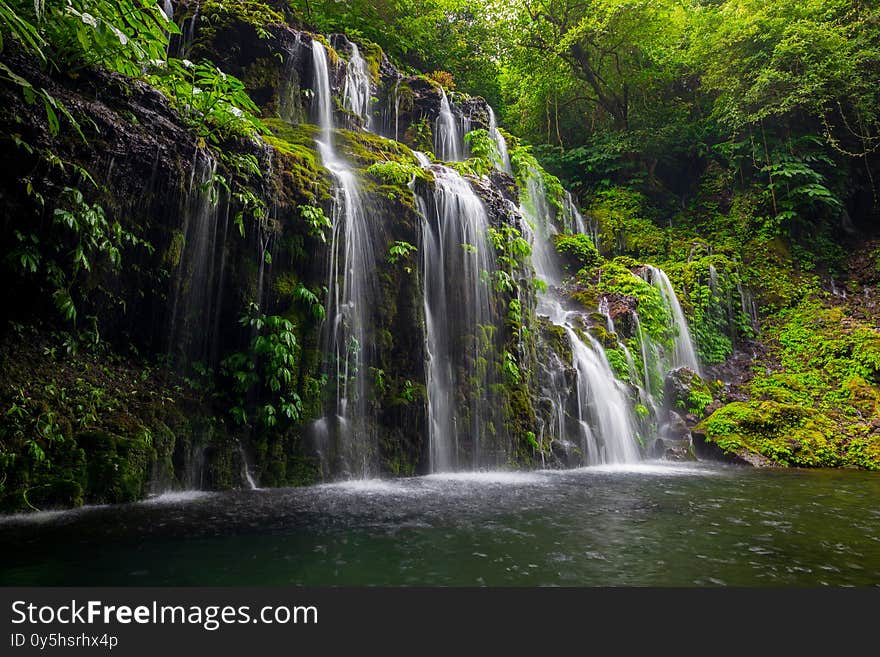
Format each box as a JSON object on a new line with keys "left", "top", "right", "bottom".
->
{"left": 640, "top": 265, "right": 702, "bottom": 375}
{"left": 312, "top": 40, "right": 378, "bottom": 477}
{"left": 562, "top": 192, "right": 591, "bottom": 238}
{"left": 518, "top": 170, "right": 641, "bottom": 464}
{"left": 341, "top": 43, "right": 373, "bottom": 130}
{"left": 435, "top": 88, "right": 462, "bottom": 162}
{"left": 416, "top": 161, "right": 499, "bottom": 471}
{"left": 519, "top": 170, "right": 562, "bottom": 286}
{"left": 488, "top": 106, "right": 512, "bottom": 174}
{"left": 168, "top": 150, "right": 226, "bottom": 367}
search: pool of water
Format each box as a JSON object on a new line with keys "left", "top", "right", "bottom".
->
{"left": 1, "top": 462, "right": 879, "bottom": 586}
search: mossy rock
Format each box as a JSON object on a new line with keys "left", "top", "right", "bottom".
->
{"left": 664, "top": 367, "right": 713, "bottom": 417}
{"left": 337, "top": 129, "right": 418, "bottom": 168}
{"left": 695, "top": 401, "right": 842, "bottom": 468}
{"left": 262, "top": 118, "right": 331, "bottom": 205}
{"left": 588, "top": 324, "right": 618, "bottom": 350}
{"left": 77, "top": 430, "right": 153, "bottom": 504}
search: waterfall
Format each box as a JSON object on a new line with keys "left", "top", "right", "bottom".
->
{"left": 562, "top": 192, "right": 590, "bottom": 237}
{"left": 311, "top": 41, "right": 333, "bottom": 139}
{"left": 238, "top": 442, "right": 258, "bottom": 490}
{"left": 518, "top": 170, "right": 640, "bottom": 464}
{"left": 342, "top": 43, "right": 373, "bottom": 130}
{"left": 520, "top": 169, "right": 562, "bottom": 286}
{"left": 541, "top": 299, "right": 642, "bottom": 464}
{"left": 416, "top": 162, "right": 499, "bottom": 471}
{"left": 312, "top": 40, "right": 379, "bottom": 478}
{"left": 640, "top": 265, "right": 702, "bottom": 375}
{"left": 435, "top": 88, "right": 462, "bottom": 162}
{"left": 488, "top": 106, "right": 512, "bottom": 174}
{"left": 633, "top": 311, "right": 662, "bottom": 414}
{"left": 168, "top": 150, "right": 225, "bottom": 367}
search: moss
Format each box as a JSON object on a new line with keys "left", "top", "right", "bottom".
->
{"left": 163, "top": 230, "right": 185, "bottom": 270}
{"left": 19, "top": 480, "right": 84, "bottom": 511}
{"left": 262, "top": 118, "right": 331, "bottom": 205}
{"left": 588, "top": 324, "right": 618, "bottom": 350}
{"left": 541, "top": 321, "right": 572, "bottom": 364}
{"left": 78, "top": 430, "right": 152, "bottom": 504}
{"left": 697, "top": 401, "right": 845, "bottom": 467}
{"left": 337, "top": 129, "right": 418, "bottom": 168}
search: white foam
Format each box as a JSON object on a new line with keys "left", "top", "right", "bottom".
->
{"left": 142, "top": 490, "right": 214, "bottom": 504}
{"left": 560, "top": 462, "right": 722, "bottom": 477}
{"left": 424, "top": 470, "right": 544, "bottom": 485}
{"left": 0, "top": 509, "right": 75, "bottom": 525}
{"left": 317, "top": 479, "right": 407, "bottom": 494}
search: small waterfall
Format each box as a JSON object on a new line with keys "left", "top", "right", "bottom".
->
{"left": 383, "top": 79, "right": 401, "bottom": 141}
{"left": 488, "top": 106, "right": 512, "bottom": 174}
{"left": 311, "top": 41, "right": 334, "bottom": 139}
{"left": 737, "top": 279, "right": 759, "bottom": 331}
{"left": 520, "top": 169, "right": 562, "bottom": 286}
{"left": 342, "top": 43, "right": 372, "bottom": 130}
{"left": 561, "top": 193, "right": 598, "bottom": 245}
{"left": 312, "top": 40, "right": 378, "bottom": 478}
{"left": 640, "top": 265, "right": 701, "bottom": 375}
{"left": 520, "top": 171, "right": 640, "bottom": 464}
{"left": 168, "top": 150, "right": 225, "bottom": 366}
{"left": 417, "top": 163, "right": 499, "bottom": 471}
{"left": 598, "top": 297, "right": 614, "bottom": 333}
{"left": 435, "top": 88, "right": 462, "bottom": 162}
{"left": 541, "top": 300, "right": 642, "bottom": 464}
{"left": 238, "top": 442, "right": 258, "bottom": 490}
{"left": 633, "top": 311, "right": 662, "bottom": 412}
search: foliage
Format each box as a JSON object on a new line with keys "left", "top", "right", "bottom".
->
{"left": 577, "top": 258, "right": 672, "bottom": 348}
{"left": 294, "top": 282, "right": 325, "bottom": 321}
{"left": 387, "top": 240, "right": 417, "bottom": 265}
{"left": 199, "top": 0, "right": 284, "bottom": 41}
{"left": 298, "top": 204, "right": 332, "bottom": 242}
{"left": 147, "top": 58, "right": 266, "bottom": 145}
{"left": 7, "top": 186, "right": 151, "bottom": 327}
{"left": 367, "top": 160, "right": 422, "bottom": 186}
{"left": 221, "top": 304, "right": 303, "bottom": 429}
{"left": 554, "top": 234, "right": 599, "bottom": 271}
{"left": 427, "top": 70, "right": 455, "bottom": 91}
{"left": 290, "top": 0, "right": 504, "bottom": 107}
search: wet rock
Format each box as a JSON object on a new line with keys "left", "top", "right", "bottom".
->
{"left": 663, "top": 367, "right": 712, "bottom": 418}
